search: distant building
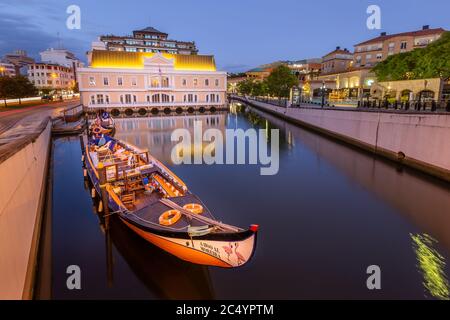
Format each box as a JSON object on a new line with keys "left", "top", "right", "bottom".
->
{"left": 3, "top": 50, "right": 34, "bottom": 75}
{"left": 27, "top": 62, "right": 76, "bottom": 93}
{"left": 93, "top": 26, "right": 198, "bottom": 56}
{"left": 317, "top": 25, "right": 446, "bottom": 103}
{"left": 321, "top": 47, "right": 353, "bottom": 75}
{"left": 77, "top": 51, "right": 227, "bottom": 111}
{"left": 40, "top": 48, "right": 84, "bottom": 69}
{"left": 245, "top": 67, "right": 272, "bottom": 80}
{"left": 0, "top": 62, "right": 16, "bottom": 77}
{"left": 354, "top": 25, "right": 445, "bottom": 68}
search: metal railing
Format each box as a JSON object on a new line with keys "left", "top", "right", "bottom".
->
{"left": 357, "top": 99, "right": 450, "bottom": 112}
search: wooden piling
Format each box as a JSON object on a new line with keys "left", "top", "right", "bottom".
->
{"left": 97, "top": 162, "right": 110, "bottom": 228}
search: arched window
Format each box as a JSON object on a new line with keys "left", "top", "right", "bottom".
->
{"left": 216, "top": 94, "right": 220, "bottom": 102}
{"left": 152, "top": 94, "right": 160, "bottom": 103}
{"left": 161, "top": 94, "right": 170, "bottom": 103}
{"left": 161, "top": 77, "right": 169, "bottom": 87}
{"left": 150, "top": 77, "right": 160, "bottom": 88}
{"left": 205, "top": 79, "right": 209, "bottom": 86}
{"left": 194, "top": 95, "right": 198, "bottom": 102}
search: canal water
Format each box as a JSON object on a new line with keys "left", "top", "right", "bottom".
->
{"left": 43, "top": 103, "right": 450, "bottom": 299}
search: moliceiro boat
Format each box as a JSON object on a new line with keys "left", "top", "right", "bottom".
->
{"left": 84, "top": 135, "right": 258, "bottom": 268}
{"left": 89, "top": 110, "right": 115, "bottom": 136}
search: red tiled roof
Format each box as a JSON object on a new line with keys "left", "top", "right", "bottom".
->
{"left": 355, "top": 28, "right": 445, "bottom": 46}
{"left": 323, "top": 49, "right": 352, "bottom": 58}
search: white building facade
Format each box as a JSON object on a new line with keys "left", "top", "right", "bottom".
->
{"left": 77, "top": 51, "right": 227, "bottom": 112}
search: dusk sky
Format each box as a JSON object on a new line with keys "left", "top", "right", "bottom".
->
{"left": 1, "top": 0, "right": 449, "bottom": 72}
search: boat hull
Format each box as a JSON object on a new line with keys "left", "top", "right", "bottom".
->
{"left": 120, "top": 216, "right": 257, "bottom": 268}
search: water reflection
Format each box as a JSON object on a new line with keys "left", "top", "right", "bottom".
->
{"left": 248, "top": 104, "right": 450, "bottom": 253}
{"left": 47, "top": 104, "right": 450, "bottom": 299}
{"left": 114, "top": 113, "right": 227, "bottom": 164}
{"left": 91, "top": 196, "right": 215, "bottom": 299}
{"left": 411, "top": 233, "right": 449, "bottom": 300}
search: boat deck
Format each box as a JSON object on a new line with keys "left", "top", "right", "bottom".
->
{"left": 126, "top": 194, "right": 216, "bottom": 231}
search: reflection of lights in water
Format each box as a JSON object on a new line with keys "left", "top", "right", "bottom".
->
{"left": 411, "top": 233, "right": 449, "bottom": 300}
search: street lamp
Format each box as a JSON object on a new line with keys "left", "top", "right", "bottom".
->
{"left": 0, "top": 67, "right": 5, "bottom": 77}
{"left": 321, "top": 80, "right": 326, "bottom": 108}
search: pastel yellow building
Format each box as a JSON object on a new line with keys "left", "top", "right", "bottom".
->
{"left": 78, "top": 51, "right": 227, "bottom": 112}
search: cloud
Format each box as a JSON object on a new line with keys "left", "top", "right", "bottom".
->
{"left": 0, "top": 10, "right": 88, "bottom": 63}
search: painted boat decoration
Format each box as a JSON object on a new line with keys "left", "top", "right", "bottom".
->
{"left": 89, "top": 111, "right": 115, "bottom": 136}
{"left": 84, "top": 135, "right": 258, "bottom": 268}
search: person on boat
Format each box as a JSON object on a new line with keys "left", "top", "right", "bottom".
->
{"left": 127, "top": 154, "right": 136, "bottom": 167}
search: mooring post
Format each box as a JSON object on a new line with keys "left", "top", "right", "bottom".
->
{"left": 79, "top": 135, "right": 85, "bottom": 155}
{"left": 97, "top": 162, "right": 110, "bottom": 228}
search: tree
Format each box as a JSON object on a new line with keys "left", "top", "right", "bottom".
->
{"left": 237, "top": 78, "right": 255, "bottom": 96}
{"left": 0, "top": 76, "right": 17, "bottom": 107}
{"left": 373, "top": 31, "right": 450, "bottom": 81}
{"left": 266, "top": 65, "right": 298, "bottom": 99}
{"left": 11, "top": 76, "right": 38, "bottom": 104}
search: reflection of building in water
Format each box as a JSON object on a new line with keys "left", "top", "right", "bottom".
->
{"left": 247, "top": 104, "right": 450, "bottom": 253}
{"left": 114, "top": 113, "right": 227, "bottom": 164}
{"left": 411, "top": 233, "right": 449, "bottom": 300}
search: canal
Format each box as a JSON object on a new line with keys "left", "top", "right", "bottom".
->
{"left": 40, "top": 102, "right": 450, "bottom": 299}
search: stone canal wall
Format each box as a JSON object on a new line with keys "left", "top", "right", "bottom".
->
{"left": 0, "top": 119, "right": 52, "bottom": 299}
{"left": 234, "top": 96, "right": 450, "bottom": 182}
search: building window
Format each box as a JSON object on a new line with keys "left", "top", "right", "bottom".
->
{"left": 151, "top": 77, "right": 160, "bottom": 88}
{"left": 120, "top": 95, "right": 124, "bottom": 103}
{"left": 161, "top": 94, "right": 170, "bottom": 102}
{"left": 117, "top": 77, "right": 123, "bottom": 86}
{"left": 366, "top": 54, "right": 372, "bottom": 60}
{"left": 103, "top": 77, "right": 109, "bottom": 86}
{"left": 400, "top": 41, "right": 407, "bottom": 50}
{"left": 97, "top": 94, "right": 104, "bottom": 104}
{"left": 90, "top": 95, "right": 96, "bottom": 104}
{"left": 193, "top": 79, "right": 198, "bottom": 86}
{"left": 182, "top": 79, "right": 187, "bottom": 86}
{"left": 131, "top": 77, "right": 137, "bottom": 86}
{"left": 125, "top": 94, "right": 132, "bottom": 104}
{"left": 152, "top": 94, "right": 160, "bottom": 103}
{"left": 105, "top": 95, "right": 110, "bottom": 104}
{"left": 161, "top": 77, "right": 169, "bottom": 87}
{"left": 89, "top": 76, "right": 95, "bottom": 85}
{"left": 376, "top": 53, "right": 383, "bottom": 60}
{"left": 215, "top": 79, "right": 219, "bottom": 86}
{"left": 205, "top": 79, "right": 209, "bottom": 86}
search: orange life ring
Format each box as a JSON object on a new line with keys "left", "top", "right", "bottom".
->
{"left": 183, "top": 203, "right": 203, "bottom": 214}
{"left": 92, "top": 126, "right": 101, "bottom": 134}
{"left": 159, "top": 209, "right": 181, "bottom": 226}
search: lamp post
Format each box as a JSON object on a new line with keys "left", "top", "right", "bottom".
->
{"left": 321, "top": 81, "right": 326, "bottom": 108}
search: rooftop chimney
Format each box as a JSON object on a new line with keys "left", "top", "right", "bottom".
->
{"left": 380, "top": 32, "right": 387, "bottom": 36}
{"left": 423, "top": 25, "right": 430, "bottom": 30}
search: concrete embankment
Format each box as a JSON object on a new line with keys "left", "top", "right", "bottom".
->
{"left": 233, "top": 96, "right": 450, "bottom": 182}
{"left": 0, "top": 117, "right": 52, "bottom": 299}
